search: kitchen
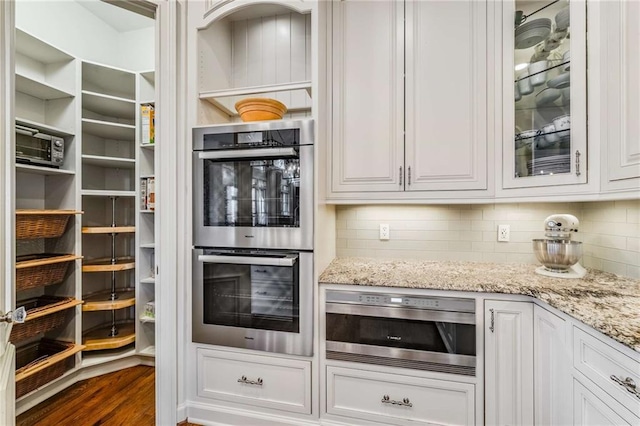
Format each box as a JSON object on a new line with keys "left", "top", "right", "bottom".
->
{"left": 1, "top": 0, "right": 639, "bottom": 425}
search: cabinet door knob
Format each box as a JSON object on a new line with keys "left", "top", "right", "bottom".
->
{"left": 0, "top": 306, "right": 26, "bottom": 324}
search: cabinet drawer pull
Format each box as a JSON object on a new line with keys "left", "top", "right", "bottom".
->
{"left": 399, "top": 167, "right": 403, "bottom": 186}
{"left": 238, "top": 375, "right": 263, "bottom": 386}
{"left": 610, "top": 375, "right": 640, "bottom": 399}
{"left": 408, "top": 166, "right": 412, "bottom": 186}
{"left": 381, "top": 394, "right": 412, "bottom": 407}
{"left": 575, "top": 150, "right": 581, "bottom": 177}
{"left": 489, "top": 308, "right": 495, "bottom": 333}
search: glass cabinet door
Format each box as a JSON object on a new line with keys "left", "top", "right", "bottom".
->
{"left": 503, "top": 0, "right": 587, "bottom": 189}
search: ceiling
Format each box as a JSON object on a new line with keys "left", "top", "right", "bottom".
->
{"left": 76, "top": 0, "right": 154, "bottom": 32}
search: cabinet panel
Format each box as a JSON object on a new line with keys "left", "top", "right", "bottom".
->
{"left": 327, "top": 365, "right": 475, "bottom": 426}
{"left": 533, "top": 305, "right": 571, "bottom": 426}
{"left": 330, "top": 0, "right": 404, "bottom": 192}
{"left": 602, "top": 0, "right": 640, "bottom": 187}
{"left": 197, "top": 348, "right": 311, "bottom": 414}
{"left": 573, "top": 379, "right": 637, "bottom": 425}
{"left": 405, "top": 0, "right": 487, "bottom": 191}
{"left": 484, "top": 300, "right": 534, "bottom": 426}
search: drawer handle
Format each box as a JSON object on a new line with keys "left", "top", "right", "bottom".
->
{"left": 237, "top": 375, "right": 263, "bottom": 386}
{"left": 610, "top": 375, "right": 640, "bottom": 399}
{"left": 489, "top": 308, "right": 495, "bottom": 333}
{"left": 381, "top": 395, "right": 412, "bottom": 408}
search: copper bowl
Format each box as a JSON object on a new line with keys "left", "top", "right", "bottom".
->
{"left": 235, "top": 98, "right": 287, "bottom": 122}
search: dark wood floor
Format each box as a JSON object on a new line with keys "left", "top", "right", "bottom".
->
{"left": 17, "top": 365, "right": 155, "bottom": 426}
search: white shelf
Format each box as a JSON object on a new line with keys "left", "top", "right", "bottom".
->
{"left": 200, "top": 80, "right": 312, "bottom": 99}
{"left": 140, "top": 243, "right": 155, "bottom": 249}
{"left": 140, "top": 210, "right": 155, "bottom": 214}
{"left": 81, "top": 347, "right": 137, "bottom": 368}
{"left": 16, "top": 163, "right": 75, "bottom": 176}
{"left": 140, "top": 277, "right": 156, "bottom": 284}
{"left": 16, "top": 74, "right": 74, "bottom": 100}
{"left": 15, "top": 117, "right": 74, "bottom": 137}
{"left": 81, "top": 189, "right": 136, "bottom": 197}
{"left": 140, "top": 70, "right": 155, "bottom": 85}
{"left": 82, "top": 61, "right": 135, "bottom": 100}
{"left": 82, "top": 154, "right": 136, "bottom": 169}
{"left": 139, "top": 346, "right": 155, "bottom": 357}
{"left": 82, "top": 91, "right": 136, "bottom": 119}
{"left": 140, "top": 143, "right": 155, "bottom": 150}
{"left": 82, "top": 118, "right": 136, "bottom": 140}
{"left": 139, "top": 315, "right": 155, "bottom": 323}
{"left": 16, "top": 29, "right": 74, "bottom": 63}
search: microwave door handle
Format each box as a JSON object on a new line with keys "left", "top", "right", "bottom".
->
{"left": 198, "top": 147, "right": 298, "bottom": 160}
{"left": 198, "top": 254, "right": 297, "bottom": 267}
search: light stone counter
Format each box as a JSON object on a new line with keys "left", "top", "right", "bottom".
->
{"left": 319, "top": 257, "right": 640, "bottom": 352}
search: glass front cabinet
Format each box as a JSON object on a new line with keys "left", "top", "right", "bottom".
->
{"left": 503, "top": 0, "right": 587, "bottom": 189}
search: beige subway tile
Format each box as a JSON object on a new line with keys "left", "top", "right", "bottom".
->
{"left": 355, "top": 229, "right": 378, "bottom": 240}
{"left": 627, "top": 206, "right": 640, "bottom": 224}
{"left": 472, "top": 221, "right": 494, "bottom": 232}
{"left": 448, "top": 220, "right": 472, "bottom": 231}
{"left": 628, "top": 237, "right": 640, "bottom": 253}
{"left": 448, "top": 241, "right": 473, "bottom": 251}
{"left": 483, "top": 231, "right": 497, "bottom": 242}
{"left": 472, "top": 241, "right": 496, "bottom": 252}
{"left": 509, "top": 220, "right": 544, "bottom": 232}
{"left": 335, "top": 219, "right": 347, "bottom": 230}
{"left": 466, "top": 231, "right": 484, "bottom": 242}
{"left": 336, "top": 238, "right": 347, "bottom": 249}
{"left": 582, "top": 255, "right": 603, "bottom": 270}
{"left": 481, "top": 252, "right": 509, "bottom": 263}
{"left": 506, "top": 253, "right": 538, "bottom": 264}
{"left": 494, "top": 242, "right": 531, "bottom": 254}
{"left": 613, "top": 200, "right": 640, "bottom": 210}
{"left": 461, "top": 209, "right": 484, "bottom": 220}
{"left": 482, "top": 208, "right": 509, "bottom": 221}
{"left": 584, "top": 234, "right": 627, "bottom": 250}
{"left": 599, "top": 260, "right": 628, "bottom": 277}
{"left": 627, "top": 265, "right": 640, "bottom": 279}
{"left": 509, "top": 231, "right": 540, "bottom": 243}
{"left": 591, "top": 247, "right": 640, "bottom": 267}
{"left": 336, "top": 207, "right": 357, "bottom": 221}
{"left": 337, "top": 229, "right": 357, "bottom": 239}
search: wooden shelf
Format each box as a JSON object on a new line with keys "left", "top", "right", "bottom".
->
{"left": 15, "top": 343, "right": 84, "bottom": 382}
{"left": 82, "top": 226, "right": 135, "bottom": 234}
{"left": 82, "top": 257, "right": 135, "bottom": 272}
{"left": 21, "top": 298, "right": 83, "bottom": 321}
{"left": 82, "top": 289, "right": 136, "bottom": 311}
{"left": 82, "top": 321, "right": 135, "bottom": 351}
{"left": 82, "top": 155, "right": 136, "bottom": 169}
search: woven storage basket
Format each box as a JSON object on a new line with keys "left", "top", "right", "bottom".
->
{"left": 16, "top": 210, "right": 79, "bottom": 240}
{"left": 16, "top": 339, "right": 76, "bottom": 398}
{"left": 10, "top": 296, "right": 74, "bottom": 343}
{"left": 16, "top": 253, "right": 78, "bottom": 291}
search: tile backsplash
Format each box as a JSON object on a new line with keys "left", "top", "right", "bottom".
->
{"left": 336, "top": 200, "right": 640, "bottom": 279}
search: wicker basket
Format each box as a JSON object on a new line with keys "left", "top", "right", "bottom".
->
{"left": 16, "top": 339, "right": 77, "bottom": 398}
{"left": 16, "top": 210, "right": 80, "bottom": 240}
{"left": 10, "top": 296, "right": 75, "bottom": 343}
{"left": 235, "top": 97, "right": 287, "bottom": 122}
{"left": 16, "top": 253, "right": 79, "bottom": 292}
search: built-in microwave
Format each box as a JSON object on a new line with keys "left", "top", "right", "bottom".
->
{"left": 192, "top": 248, "right": 313, "bottom": 356}
{"left": 15, "top": 123, "right": 65, "bottom": 168}
{"left": 192, "top": 119, "right": 313, "bottom": 250}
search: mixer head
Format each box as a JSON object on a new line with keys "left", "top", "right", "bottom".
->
{"left": 544, "top": 214, "right": 579, "bottom": 239}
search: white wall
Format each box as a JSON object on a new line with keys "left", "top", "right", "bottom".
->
{"left": 335, "top": 200, "right": 640, "bottom": 279}
{"left": 16, "top": 1, "right": 154, "bottom": 71}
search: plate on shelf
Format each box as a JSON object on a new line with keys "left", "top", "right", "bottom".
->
{"left": 515, "top": 18, "right": 551, "bottom": 49}
{"left": 547, "top": 72, "right": 570, "bottom": 89}
{"left": 535, "top": 88, "right": 561, "bottom": 107}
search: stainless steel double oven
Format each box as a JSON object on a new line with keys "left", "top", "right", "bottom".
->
{"left": 192, "top": 119, "right": 313, "bottom": 356}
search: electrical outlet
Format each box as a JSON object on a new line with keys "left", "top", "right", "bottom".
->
{"left": 498, "top": 224, "right": 510, "bottom": 242}
{"left": 379, "top": 224, "right": 390, "bottom": 240}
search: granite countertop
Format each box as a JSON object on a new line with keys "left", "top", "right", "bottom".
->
{"left": 319, "top": 257, "right": 640, "bottom": 353}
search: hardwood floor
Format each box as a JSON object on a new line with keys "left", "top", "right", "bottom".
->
{"left": 17, "top": 365, "right": 155, "bottom": 426}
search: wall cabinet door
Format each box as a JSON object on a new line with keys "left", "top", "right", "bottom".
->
{"left": 484, "top": 300, "right": 534, "bottom": 426}
{"left": 330, "top": 0, "right": 404, "bottom": 193}
{"left": 533, "top": 305, "right": 571, "bottom": 426}
{"left": 405, "top": 0, "right": 488, "bottom": 191}
{"left": 600, "top": 0, "right": 640, "bottom": 191}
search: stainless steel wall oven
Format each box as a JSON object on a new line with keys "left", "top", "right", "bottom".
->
{"left": 193, "top": 119, "right": 314, "bottom": 250}
{"left": 325, "top": 291, "right": 476, "bottom": 376}
{"left": 192, "top": 248, "right": 313, "bottom": 356}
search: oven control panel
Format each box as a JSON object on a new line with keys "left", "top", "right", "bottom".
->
{"left": 326, "top": 290, "right": 475, "bottom": 313}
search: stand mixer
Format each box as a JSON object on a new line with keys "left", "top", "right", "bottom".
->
{"left": 532, "top": 214, "right": 587, "bottom": 279}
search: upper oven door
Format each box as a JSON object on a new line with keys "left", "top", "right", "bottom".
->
{"left": 193, "top": 120, "right": 313, "bottom": 250}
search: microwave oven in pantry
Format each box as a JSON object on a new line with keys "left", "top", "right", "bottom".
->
{"left": 192, "top": 119, "right": 314, "bottom": 251}
{"left": 15, "top": 123, "right": 65, "bottom": 168}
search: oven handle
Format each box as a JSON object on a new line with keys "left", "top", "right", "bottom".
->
{"left": 326, "top": 302, "right": 475, "bottom": 325}
{"left": 198, "top": 254, "right": 297, "bottom": 267}
{"left": 198, "top": 147, "right": 298, "bottom": 160}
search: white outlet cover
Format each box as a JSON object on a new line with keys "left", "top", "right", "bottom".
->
{"left": 379, "top": 224, "right": 390, "bottom": 240}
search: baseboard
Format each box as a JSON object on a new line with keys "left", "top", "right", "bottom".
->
{"left": 187, "top": 401, "right": 320, "bottom": 426}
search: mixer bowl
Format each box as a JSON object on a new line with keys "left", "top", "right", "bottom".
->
{"left": 532, "top": 239, "right": 583, "bottom": 272}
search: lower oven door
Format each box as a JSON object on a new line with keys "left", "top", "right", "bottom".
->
{"left": 193, "top": 248, "right": 313, "bottom": 356}
{"left": 325, "top": 301, "right": 476, "bottom": 376}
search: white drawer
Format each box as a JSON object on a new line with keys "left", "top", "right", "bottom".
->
{"left": 197, "top": 348, "right": 311, "bottom": 414}
{"left": 327, "top": 366, "right": 475, "bottom": 425}
{"left": 573, "top": 326, "right": 640, "bottom": 416}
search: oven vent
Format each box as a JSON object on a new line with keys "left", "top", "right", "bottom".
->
{"left": 326, "top": 351, "right": 476, "bottom": 377}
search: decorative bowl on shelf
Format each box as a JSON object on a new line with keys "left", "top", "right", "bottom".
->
{"left": 234, "top": 97, "right": 287, "bottom": 122}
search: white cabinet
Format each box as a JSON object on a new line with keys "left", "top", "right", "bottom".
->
{"left": 573, "top": 379, "right": 638, "bottom": 425}
{"left": 326, "top": 366, "right": 475, "bottom": 426}
{"left": 328, "top": 0, "right": 492, "bottom": 199}
{"left": 533, "top": 304, "right": 571, "bottom": 426}
{"left": 598, "top": 0, "right": 640, "bottom": 193}
{"left": 500, "top": 0, "right": 590, "bottom": 194}
{"left": 196, "top": 347, "right": 312, "bottom": 414}
{"left": 484, "top": 300, "right": 534, "bottom": 426}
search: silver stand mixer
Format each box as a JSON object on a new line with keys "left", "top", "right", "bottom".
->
{"left": 532, "top": 214, "right": 587, "bottom": 279}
